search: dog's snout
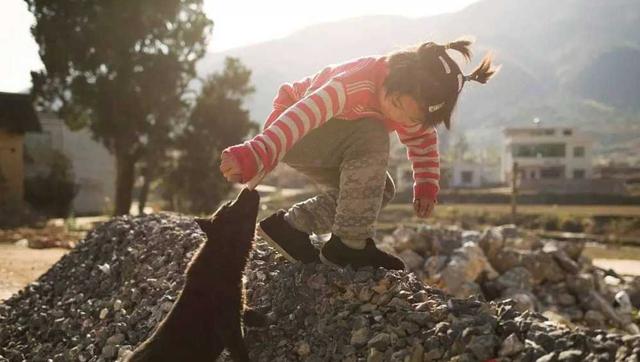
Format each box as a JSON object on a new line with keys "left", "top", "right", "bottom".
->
{"left": 235, "top": 188, "right": 260, "bottom": 208}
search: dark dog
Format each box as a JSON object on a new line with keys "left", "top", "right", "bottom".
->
{"left": 126, "top": 188, "right": 260, "bottom": 362}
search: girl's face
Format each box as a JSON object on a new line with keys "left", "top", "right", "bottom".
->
{"left": 378, "top": 89, "right": 426, "bottom": 128}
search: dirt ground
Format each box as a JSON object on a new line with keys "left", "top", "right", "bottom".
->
{"left": 592, "top": 259, "right": 640, "bottom": 276}
{"left": 0, "top": 243, "right": 69, "bottom": 301}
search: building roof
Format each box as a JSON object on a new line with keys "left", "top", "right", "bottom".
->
{"left": 0, "top": 92, "right": 41, "bottom": 133}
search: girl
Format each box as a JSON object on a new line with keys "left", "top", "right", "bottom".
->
{"left": 220, "top": 39, "right": 498, "bottom": 270}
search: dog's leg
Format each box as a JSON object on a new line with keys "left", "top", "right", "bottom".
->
{"left": 223, "top": 322, "right": 251, "bottom": 362}
{"left": 243, "top": 307, "right": 267, "bottom": 328}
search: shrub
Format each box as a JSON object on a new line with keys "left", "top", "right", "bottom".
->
{"left": 0, "top": 197, "right": 43, "bottom": 229}
{"left": 25, "top": 151, "right": 78, "bottom": 218}
{"left": 560, "top": 217, "right": 584, "bottom": 233}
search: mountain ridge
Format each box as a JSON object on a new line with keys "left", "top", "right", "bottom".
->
{"left": 199, "top": 0, "right": 640, "bottom": 158}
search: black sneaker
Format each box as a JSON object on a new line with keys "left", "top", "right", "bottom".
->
{"left": 257, "top": 210, "right": 320, "bottom": 263}
{"left": 320, "top": 235, "right": 405, "bottom": 270}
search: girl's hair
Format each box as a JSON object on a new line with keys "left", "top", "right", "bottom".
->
{"left": 384, "top": 38, "right": 499, "bottom": 129}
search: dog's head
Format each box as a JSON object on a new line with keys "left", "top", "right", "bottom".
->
{"left": 194, "top": 188, "right": 260, "bottom": 256}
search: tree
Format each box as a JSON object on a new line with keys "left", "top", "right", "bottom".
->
{"left": 25, "top": 0, "right": 213, "bottom": 215}
{"left": 163, "top": 57, "right": 256, "bottom": 213}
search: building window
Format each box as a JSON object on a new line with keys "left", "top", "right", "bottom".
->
{"left": 461, "top": 171, "right": 473, "bottom": 184}
{"left": 512, "top": 143, "right": 566, "bottom": 158}
{"left": 573, "top": 146, "right": 585, "bottom": 158}
{"left": 573, "top": 169, "right": 585, "bottom": 179}
{"left": 563, "top": 129, "right": 573, "bottom": 136}
{"left": 540, "top": 166, "right": 565, "bottom": 179}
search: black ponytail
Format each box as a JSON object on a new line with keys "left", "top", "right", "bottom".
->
{"left": 443, "top": 39, "right": 473, "bottom": 61}
{"left": 385, "top": 38, "right": 499, "bottom": 130}
{"left": 465, "top": 54, "right": 499, "bottom": 84}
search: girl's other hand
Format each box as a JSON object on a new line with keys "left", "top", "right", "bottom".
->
{"left": 413, "top": 197, "right": 436, "bottom": 218}
{"left": 219, "top": 153, "right": 242, "bottom": 183}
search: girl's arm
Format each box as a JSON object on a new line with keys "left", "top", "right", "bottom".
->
{"left": 264, "top": 77, "right": 313, "bottom": 128}
{"left": 222, "top": 79, "right": 347, "bottom": 183}
{"left": 395, "top": 123, "right": 440, "bottom": 201}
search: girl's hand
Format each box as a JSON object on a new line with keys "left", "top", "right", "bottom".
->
{"left": 219, "top": 153, "right": 242, "bottom": 183}
{"left": 413, "top": 197, "right": 436, "bottom": 218}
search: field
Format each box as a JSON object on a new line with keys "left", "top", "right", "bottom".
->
{"left": 376, "top": 203, "right": 640, "bottom": 240}
{"left": 426, "top": 204, "right": 640, "bottom": 217}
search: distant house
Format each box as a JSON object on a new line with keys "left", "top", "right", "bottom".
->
{"left": 25, "top": 113, "right": 116, "bottom": 215}
{"left": 502, "top": 126, "right": 626, "bottom": 194}
{"left": 0, "top": 92, "right": 41, "bottom": 204}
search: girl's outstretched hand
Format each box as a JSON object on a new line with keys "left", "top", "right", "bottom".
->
{"left": 219, "top": 152, "right": 242, "bottom": 183}
{"left": 413, "top": 197, "right": 436, "bottom": 218}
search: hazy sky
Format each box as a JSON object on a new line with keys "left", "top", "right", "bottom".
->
{"left": 1, "top": 0, "right": 478, "bottom": 93}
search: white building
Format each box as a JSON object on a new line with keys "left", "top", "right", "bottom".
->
{"left": 502, "top": 126, "right": 593, "bottom": 183}
{"left": 497, "top": 126, "right": 631, "bottom": 194}
{"left": 25, "top": 113, "right": 115, "bottom": 215}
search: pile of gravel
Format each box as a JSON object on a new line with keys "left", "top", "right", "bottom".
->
{"left": 383, "top": 224, "right": 640, "bottom": 334}
{"left": 1, "top": 214, "right": 639, "bottom": 361}
{"left": 241, "top": 243, "right": 640, "bottom": 362}
{"left": 0, "top": 214, "right": 203, "bottom": 361}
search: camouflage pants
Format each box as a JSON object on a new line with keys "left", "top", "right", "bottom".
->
{"left": 282, "top": 118, "right": 395, "bottom": 249}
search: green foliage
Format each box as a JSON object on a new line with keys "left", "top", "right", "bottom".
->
{"left": 162, "top": 58, "right": 257, "bottom": 213}
{"left": 25, "top": 0, "right": 213, "bottom": 214}
{"left": 0, "top": 197, "right": 42, "bottom": 229}
{"left": 24, "top": 151, "right": 78, "bottom": 218}
{"left": 559, "top": 217, "right": 584, "bottom": 233}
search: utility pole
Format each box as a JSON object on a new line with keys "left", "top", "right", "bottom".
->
{"left": 511, "top": 162, "right": 519, "bottom": 224}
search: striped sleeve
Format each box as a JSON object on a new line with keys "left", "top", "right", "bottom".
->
{"left": 396, "top": 123, "right": 440, "bottom": 200}
{"left": 223, "top": 79, "right": 347, "bottom": 182}
{"left": 265, "top": 77, "right": 313, "bottom": 128}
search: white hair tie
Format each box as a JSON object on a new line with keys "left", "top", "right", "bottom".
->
{"left": 438, "top": 56, "right": 451, "bottom": 74}
{"left": 429, "top": 102, "right": 445, "bottom": 113}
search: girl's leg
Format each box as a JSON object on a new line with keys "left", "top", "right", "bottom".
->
{"left": 283, "top": 118, "right": 392, "bottom": 246}
{"left": 284, "top": 172, "right": 395, "bottom": 236}
{"left": 331, "top": 119, "right": 390, "bottom": 248}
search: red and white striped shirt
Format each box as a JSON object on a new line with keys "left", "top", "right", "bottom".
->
{"left": 222, "top": 56, "right": 440, "bottom": 200}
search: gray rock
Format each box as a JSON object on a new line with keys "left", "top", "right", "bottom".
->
{"left": 437, "top": 242, "right": 497, "bottom": 297}
{"left": 551, "top": 249, "right": 580, "bottom": 274}
{"left": 555, "top": 293, "right": 576, "bottom": 307}
{"left": 398, "top": 249, "right": 425, "bottom": 271}
{"left": 584, "top": 310, "right": 606, "bottom": 328}
{"left": 497, "top": 267, "right": 534, "bottom": 291}
{"left": 537, "top": 352, "right": 557, "bottom": 362}
{"left": 558, "top": 349, "right": 583, "bottom": 361}
{"left": 423, "top": 255, "right": 448, "bottom": 278}
{"left": 368, "top": 333, "right": 392, "bottom": 351}
{"left": 101, "top": 345, "right": 117, "bottom": 359}
{"left": 521, "top": 251, "right": 565, "bottom": 284}
{"left": 409, "top": 343, "right": 424, "bottom": 362}
{"left": 467, "top": 334, "right": 499, "bottom": 361}
{"left": 106, "top": 333, "right": 125, "bottom": 345}
{"left": 351, "top": 327, "right": 369, "bottom": 347}
{"left": 499, "top": 333, "right": 524, "bottom": 357}
{"left": 296, "top": 341, "right": 311, "bottom": 357}
{"left": 367, "top": 348, "right": 384, "bottom": 362}
{"left": 478, "top": 227, "right": 505, "bottom": 261}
